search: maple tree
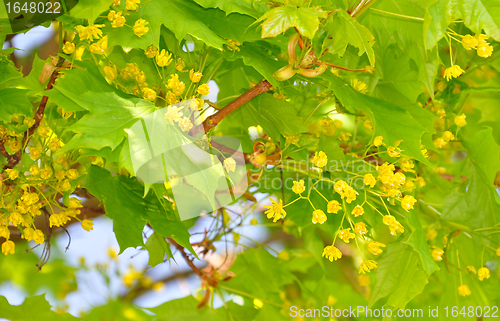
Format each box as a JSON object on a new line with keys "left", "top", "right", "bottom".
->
{"left": 1, "top": 0, "right": 500, "bottom": 319}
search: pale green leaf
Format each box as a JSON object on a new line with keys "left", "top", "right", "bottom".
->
{"left": 85, "top": 165, "right": 195, "bottom": 255}
{"left": 369, "top": 243, "right": 429, "bottom": 309}
{"left": 0, "top": 88, "right": 33, "bottom": 122}
{"left": 404, "top": 211, "right": 440, "bottom": 275}
{"left": 150, "top": 296, "right": 228, "bottom": 321}
{"left": 0, "top": 295, "right": 78, "bottom": 321}
{"left": 69, "top": 0, "right": 113, "bottom": 23}
{"left": 193, "top": 0, "right": 267, "bottom": 18}
{"left": 255, "top": 5, "right": 327, "bottom": 39}
{"left": 325, "top": 9, "right": 376, "bottom": 66}
{"left": 103, "top": 0, "right": 227, "bottom": 51}
{"left": 462, "top": 127, "right": 500, "bottom": 187}
{"left": 145, "top": 232, "right": 173, "bottom": 267}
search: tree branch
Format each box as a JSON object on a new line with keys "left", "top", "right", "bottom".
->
{"left": 202, "top": 79, "right": 272, "bottom": 132}
{"left": 4, "top": 56, "right": 64, "bottom": 169}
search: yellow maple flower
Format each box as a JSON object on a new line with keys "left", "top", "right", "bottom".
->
{"left": 497, "top": 246, "right": 500, "bottom": 256}
{"left": 153, "top": 49, "right": 172, "bottom": 69}
{"left": 223, "top": 157, "right": 236, "bottom": 172}
{"left": 189, "top": 70, "right": 203, "bottom": 83}
{"left": 62, "top": 42, "right": 75, "bottom": 54}
{"left": 33, "top": 229, "right": 45, "bottom": 244}
{"left": 432, "top": 247, "right": 444, "bottom": 261}
{"left": 108, "top": 248, "right": 118, "bottom": 260}
{"left": 164, "top": 105, "right": 183, "bottom": 123}
{"left": 135, "top": 70, "right": 147, "bottom": 86}
{"left": 313, "top": 151, "right": 328, "bottom": 168}
{"left": 133, "top": 19, "right": 149, "bottom": 37}
{"left": 368, "top": 241, "right": 386, "bottom": 255}
{"left": 454, "top": 113, "right": 467, "bottom": 127}
{"left": 87, "top": 24, "right": 104, "bottom": 42}
{"left": 364, "top": 173, "right": 376, "bottom": 188}
{"left": 322, "top": 245, "right": 342, "bottom": 262}
{"left": 373, "top": 136, "right": 384, "bottom": 147}
{"left": 264, "top": 198, "right": 286, "bottom": 222}
{"left": 9, "top": 212, "right": 22, "bottom": 226}
{"left": 478, "top": 267, "right": 490, "bottom": 281}
{"left": 125, "top": 0, "right": 140, "bottom": 10}
{"left": 1, "top": 240, "right": 15, "bottom": 255}
{"left": 351, "top": 79, "right": 368, "bottom": 94}
{"left": 444, "top": 65, "right": 464, "bottom": 81}
{"left": 477, "top": 42, "right": 493, "bottom": 58}
{"left": 175, "top": 58, "right": 186, "bottom": 72}
{"left": 81, "top": 219, "right": 94, "bottom": 231}
{"left": 354, "top": 222, "right": 368, "bottom": 236}
{"left": 458, "top": 284, "right": 471, "bottom": 297}
{"left": 167, "top": 74, "right": 180, "bottom": 89}
{"left": 338, "top": 228, "right": 355, "bottom": 243}
{"left": 442, "top": 131, "right": 455, "bottom": 142}
{"left": 351, "top": 205, "right": 364, "bottom": 217}
{"left": 104, "top": 65, "right": 118, "bottom": 80}
{"left": 142, "top": 87, "right": 156, "bottom": 102}
{"left": 465, "top": 266, "right": 477, "bottom": 274}
{"left": 0, "top": 226, "right": 10, "bottom": 239}
{"left": 359, "top": 260, "right": 377, "bottom": 274}
{"left": 338, "top": 131, "right": 352, "bottom": 142}
{"left": 327, "top": 200, "right": 341, "bottom": 214}
{"left": 197, "top": 83, "right": 210, "bottom": 95}
{"left": 75, "top": 46, "right": 85, "bottom": 60}
{"left": 461, "top": 34, "right": 478, "bottom": 50}
{"left": 383, "top": 214, "right": 404, "bottom": 235}
{"left": 434, "top": 137, "right": 447, "bottom": 148}
{"left": 312, "top": 209, "right": 327, "bottom": 224}
{"left": 334, "top": 180, "right": 347, "bottom": 195}
{"left": 387, "top": 146, "right": 402, "bottom": 157}
{"left": 401, "top": 195, "right": 417, "bottom": 211}
{"left": 145, "top": 45, "right": 157, "bottom": 58}
{"left": 292, "top": 180, "right": 305, "bottom": 194}
{"left": 69, "top": 198, "right": 82, "bottom": 208}
{"left": 343, "top": 186, "right": 358, "bottom": 203}
{"left": 178, "top": 117, "right": 193, "bottom": 132}
{"left": 89, "top": 35, "right": 108, "bottom": 55}
{"left": 111, "top": 12, "right": 125, "bottom": 28}
{"left": 5, "top": 169, "right": 18, "bottom": 180}
{"left": 107, "top": 10, "right": 116, "bottom": 21}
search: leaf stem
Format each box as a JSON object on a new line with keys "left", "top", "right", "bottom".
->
{"left": 370, "top": 8, "right": 424, "bottom": 21}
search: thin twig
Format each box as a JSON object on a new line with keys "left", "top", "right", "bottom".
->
{"left": 202, "top": 79, "right": 272, "bottom": 132}
{"left": 4, "top": 56, "right": 64, "bottom": 169}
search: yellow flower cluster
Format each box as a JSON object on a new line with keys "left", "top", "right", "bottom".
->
{"left": 334, "top": 179, "right": 358, "bottom": 203}
{"left": 462, "top": 34, "right": 493, "bottom": 58}
{"left": 383, "top": 214, "right": 404, "bottom": 235}
{"left": 444, "top": 65, "right": 464, "bottom": 81}
{"left": 49, "top": 197, "right": 83, "bottom": 228}
{"left": 433, "top": 130, "right": 455, "bottom": 148}
{"left": 133, "top": 19, "right": 149, "bottom": 37}
{"left": 108, "top": 10, "right": 125, "bottom": 28}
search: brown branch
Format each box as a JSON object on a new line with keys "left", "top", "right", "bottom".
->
{"left": 202, "top": 79, "right": 272, "bottom": 132}
{"left": 169, "top": 238, "right": 203, "bottom": 277}
{"left": 4, "top": 56, "right": 64, "bottom": 169}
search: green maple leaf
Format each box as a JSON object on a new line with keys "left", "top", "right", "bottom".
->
{"left": 254, "top": 5, "right": 327, "bottom": 39}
